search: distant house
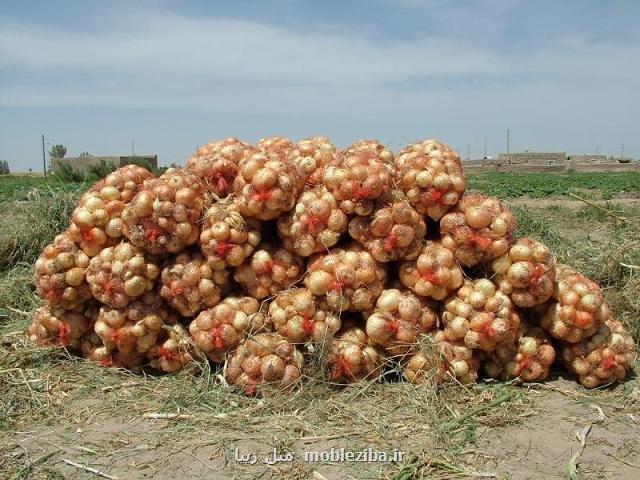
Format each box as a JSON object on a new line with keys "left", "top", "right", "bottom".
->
{"left": 52, "top": 155, "right": 158, "bottom": 173}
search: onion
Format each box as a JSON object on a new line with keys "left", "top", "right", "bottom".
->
{"left": 327, "top": 327, "right": 385, "bottom": 384}
{"left": 147, "top": 324, "right": 195, "bottom": 374}
{"left": 290, "top": 136, "right": 337, "bottom": 185}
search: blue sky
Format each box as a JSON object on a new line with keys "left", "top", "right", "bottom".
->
{"left": 1, "top": 0, "right": 639, "bottom": 171}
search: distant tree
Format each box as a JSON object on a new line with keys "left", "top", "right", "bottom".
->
{"left": 79, "top": 151, "right": 91, "bottom": 158}
{"left": 0, "top": 160, "right": 10, "bottom": 175}
{"left": 49, "top": 144, "right": 67, "bottom": 158}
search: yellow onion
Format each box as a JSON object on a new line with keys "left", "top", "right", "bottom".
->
{"left": 277, "top": 185, "right": 348, "bottom": 257}
{"left": 491, "top": 238, "right": 556, "bottom": 308}
{"left": 440, "top": 194, "right": 516, "bottom": 266}
{"left": 147, "top": 324, "right": 195, "bottom": 373}
{"left": 323, "top": 140, "right": 394, "bottom": 216}
{"left": 122, "top": 168, "right": 205, "bottom": 254}
{"left": 34, "top": 232, "right": 93, "bottom": 310}
{"left": 186, "top": 138, "right": 256, "bottom": 200}
{"left": 348, "top": 199, "right": 426, "bottom": 262}
{"left": 562, "top": 318, "right": 636, "bottom": 388}
{"left": 538, "top": 265, "right": 609, "bottom": 343}
{"left": 290, "top": 136, "right": 337, "bottom": 186}
{"left": 28, "top": 303, "right": 98, "bottom": 349}
{"left": 234, "top": 244, "right": 304, "bottom": 299}
{"left": 85, "top": 242, "right": 159, "bottom": 308}
{"left": 226, "top": 333, "right": 304, "bottom": 396}
{"left": 81, "top": 332, "right": 145, "bottom": 371}
{"left": 258, "top": 136, "right": 295, "bottom": 156}
{"left": 327, "top": 327, "right": 385, "bottom": 384}
{"left": 395, "top": 139, "right": 466, "bottom": 220}
{"left": 159, "top": 249, "right": 228, "bottom": 316}
{"left": 68, "top": 165, "right": 154, "bottom": 256}
{"left": 189, "top": 296, "right": 270, "bottom": 362}
{"left": 399, "top": 241, "right": 464, "bottom": 301}
{"left": 365, "top": 289, "right": 438, "bottom": 356}
{"left": 269, "top": 288, "right": 341, "bottom": 344}
{"left": 305, "top": 244, "right": 387, "bottom": 312}
{"left": 442, "top": 279, "right": 521, "bottom": 352}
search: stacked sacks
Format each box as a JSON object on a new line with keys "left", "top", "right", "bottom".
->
{"left": 27, "top": 136, "right": 636, "bottom": 395}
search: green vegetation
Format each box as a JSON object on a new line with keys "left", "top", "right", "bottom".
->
{"left": 0, "top": 176, "right": 86, "bottom": 202}
{"left": 467, "top": 171, "right": 640, "bottom": 199}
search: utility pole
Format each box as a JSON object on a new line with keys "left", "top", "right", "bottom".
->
{"left": 484, "top": 136, "right": 487, "bottom": 158}
{"left": 41, "top": 134, "right": 47, "bottom": 179}
{"left": 621, "top": 142, "right": 624, "bottom": 159}
{"left": 467, "top": 143, "right": 470, "bottom": 161}
{"left": 506, "top": 128, "right": 510, "bottom": 163}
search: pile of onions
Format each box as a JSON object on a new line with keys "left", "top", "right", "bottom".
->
{"left": 226, "top": 333, "right": 304, "bottom": 396}
{"left": 94, "top": 292, "right": 179, "bottom": 355}
{"left": 399, "top": 241, "right": 464, "bottom": 301}
{"left": 482, "top": 324, "right": 556, "bottom": 382}
{"left": 68, "top": 165, "right": 154, "bottom": 256}
{"left": 342, "top": 140, "right": 394, "bottom": 164}
{"left": 122, "top": 168, "right": 204, "bottom": 254}
{"left": 159, "top": 250, "right": 228, "bottom": 316}
{"left": 34, "top": 232, "right": 93, "bottom": 310}
{"left": 233, "top": 149, "right": 302, "bottom": 220}
{"left": 326, "top": 327, "right": 384, "bottom": 383}
{"left": 348, "top": 200, "right": 426, "bottom": 262}
{"left": 189, "top": 296, "right": 269, "bottom": 362}
{"left": 402, "top": 331, "right": 480, "bottom": 385}
{"left": 258, "top": 136, "right": 295, "bottom": 156}
{"left": 305, "top": 245, "right": 387, "bottom": 312}
{"left": 322, "top": 141, "right": 395, "bottom": 216}
{"left": 81, "top": 333, "right": 145, "bottom": 370}
{"left": 562, "top": 318, "right": 636, "bottom": 388}
{"left": 440, "top": 194, "right": 516, "bottom": 266}
{"left": 490, "top": 238, "right": 556, "bottom": 308}
{"left": 290, "top": 136, "right": 337, "bottom": 186}
{"left": 186, "top": 138, "right": 256, "bottom": 199}
{"left": 277, "top": 185, "right": 348, "bottom": 257}
{"left": 28, "top": 303, "right": 97, "bottom": 349}
{"left": 86, "top": 242, "right": 159, "bottom": 308}
{"left": 539, "top": 265, "right": 610, "bottom": 342}
{"left": 365, "top": 289, "right": 438, "bottom": 357}
{"left": 234, "top": 244, "right": 304, "bottom": 299}
{"left": 199, "top": 201, "right": 261, "bottom": 269}
{"left": 442, "top": 279, "right": 521, "bottom": 352}
{"left": 269, "top": 288, "right": 341, "bottom": 344}
{"left": 395, "top": 139, "right": 466, "bottom": 220}
{"left": 148, "top": 324, "right": 194, "bottom": 373}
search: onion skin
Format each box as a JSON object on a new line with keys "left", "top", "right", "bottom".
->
{"left": 290, "top": 136, "right": 337, "bottom": 186}
{"left": 226, "top": 333, "right": 304, "bottom": 396}
{"left": 395, "top": 139, "right": 465, "bottom": 221}
{"left": 440, "top": 194, "right": 516, "bottom": 267}
{"left": 28, "top": 303, "right": 98, "bottom": 349}
{"left": 327, "top": 327, "right": 385, "bottom": 384}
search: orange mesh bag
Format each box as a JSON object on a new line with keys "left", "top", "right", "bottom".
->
{"left": 35, "top": 232, "right": 93, "bottom": 310}
{"left": 395, "top": 139, "right": 465, "bottom": 220}
{"left": 326, "top": 327, "right": 385, "bottom": 384}
{"left": 28, "top": 302, "right": 98, "bottom": 349}
{"left": 440, "top": 194, "right": 516, "bottom": 267}
{"left": 68, "top": 165, "right": 154, "bottom": 256}
{"left": 148, "top": 324, "right": 195, "bottom": 373}
{"left": 277, "top": 185, "right": 348, "bottom": 257}
{"left": 290, "top": 136, "right": 337, "bottom": 186}
{"left": 122, "top": 168, "right": 205, "bottom": 254}
{"left": 226, "top": 333, "right": 304, "bottom": 396}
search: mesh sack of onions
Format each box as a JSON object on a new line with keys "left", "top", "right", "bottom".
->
{"left": 277, "top": 185, "right": 348, "bottom": 257}
{"left": 399, "top": 240, "right": 464, "bottom": 301}
{"left": 122, "top": 168, "right": 204, "bottom": 254}
{"left": 199, "top": 201, "right": 261, "bottom": 269}
{"left": 68, "top": 165, "right": 154, "bottom": 256}
{"left": 348, "top": 199, "right": 426, "bottom": 262}
{"left": 269, "top": 288, "right": 341, "bottom": 344}
{"left": 159, "top": 250, "right": 229, "bottom": 317}
{"left": 234, "top": 244, "right": 304, "bottom": 299}
{"left": 402, "top": 331, "right": 480, "bottom": 385}
{"left": 365, "top": 289, "right": 438, "bottom": 357}
{"left": 395, "top": 139, "right": 466, "bottom": 220}
{"left": 442, "top": 279, "right": 521, "bottom": 352}
{"left": 482, "top": 324, "right": 556, "bottom": 382}
{"left": 305, "top": 245, "right": 387, "bottom": 312}
{"left": 290, "top": 136, "right": 337, "bottom": 186}
{"left": 94, "top": 292, "right": 179, "bottom": 356}
{"left": 28, "top": 303, "right": 98, "bottom": 349}
{"left": 189, "top": 296, "right": 270, "bottom": 363}
{"left": 186, "top": 138, "right": 256, "bottom": 200}
{"left": 86, "top": 242, "right": 160, "bottom": 308}
{"left": 326, "top": 326, "right": 385, "bottom": 384}
{"left": 322, "top": 142, "right": 395, "bottom": 216}
{"left": 440, "top": 194, "right": 516, "bottom": 267}
{"left": 342, "top": 139, "right": 395, "bottom": 163}
{"left": 233, "top": 148, "right": 302, "bottom": 221}
{"left": 490, "top": 238, "right": 556, "bottom": 308}
{"left": 562, "top": 318, "right": 636, "bottom": 388}
{"left": 539, "top": 265, "right": 610, "bottom": 343}
{"left": 258, "top": 136, "right": 295, "bottom": 156}
{"left": 35, "top": 232, "right": 93, "bottom": 310}
{"left": 226, "top": 332, "right": 304, "bottom": 396}
{"left": 148, "top": 324, "right": 195, "bottom": 373}
{"left": 81, "top": 333, "right": 145, "bottom": 370}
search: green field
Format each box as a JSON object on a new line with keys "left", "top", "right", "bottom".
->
{"left": 0, "top": 176, "right": 86, "bottom": 202}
